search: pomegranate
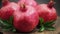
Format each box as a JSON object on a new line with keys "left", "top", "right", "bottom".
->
{"left": 36, "top": 0, "right": 57, "bottom": 23}
{"left": 13, "top": 4, "right": 39, "bottom": 32}
{"left": 0, "top": 0, "right": 19, "bottom": 20}
{"left": 18, "top": 0, "right": 37, "bottom": 7}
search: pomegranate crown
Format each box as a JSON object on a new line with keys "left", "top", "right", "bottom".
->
{"left": 48, "top": 0, "right": 55, "bottom": 8}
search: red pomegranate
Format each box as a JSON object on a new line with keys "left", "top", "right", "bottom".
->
{"left": 13, "top": 4, "right": 39, "bottom": 32}
{"left": 36, "top": 0, "right": 57, "bottom": 23}
{"left": 0, "top": 0, "right": 19, "bottom": 20}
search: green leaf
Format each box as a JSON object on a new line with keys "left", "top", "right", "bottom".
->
{"left": 44, "top": 21, "right": 55, "bottom": 27}
{"left": 0, "top": 19, "right": 10, "bottom": 25}
{"left": 0, "top": 20, "right": 9, "bottom": 28}
{"left": 0, "top": 19, "right": 4, "bottom": 27}
{"left": 8, "top": 16, "right": 13, "bottom": 25}
{"left": 0, "top": 17, "right": 16, "bottom": 32}
{"left": 11, "top": 28, "right": 16, "bottom": 32}
{"left": 5, "top": 25, "right": 12, "bottom": 29}
{"left": 2, "top": 27, "right": 12, "bottom": 31}
{"left": 2, "top": 25, "right": 16, "bottom": 32}
{"left": 2, "top": 24, "right": 13, "bottom": 31}
{"left": 0, "top": 16, "right": 13, "bottom": 26}
{"left": 3, "top": 21, "right": 12, "bottom": 27}
{"left": 39, "top": 25, "right": 45, "bottom": 32}
{"left": 45, "top": 26, "right": 55, "bottom": 31}
{"left": 39, "top": 18, "right": 44, "bottom": 24}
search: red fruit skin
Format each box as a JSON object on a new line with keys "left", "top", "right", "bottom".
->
{"left": 0, "top": 7, "right": 13, "bottom": 20}
{"left": 0, "top": 2, "right": 19, "bottom": 20}
{"left": 2, "top": 0, "right": 9, "bottom": 6}
{"left": 13, "top": 5, "right": 39, "bottom": 32}
{"left": 36, "top": 4, "right": 57, "bottom": 22}
{"left": 18, "top": 0, "right": 37, "bottom": 7}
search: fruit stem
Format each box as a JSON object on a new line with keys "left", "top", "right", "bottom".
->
{"left": 48, "top": 0, "right": 55, "bottom": 8}
{"left": 20, "top": 4, "right": 27, "bottom": 12}
{"left": 2, "top": 0, "right": 9, "bottom": 6}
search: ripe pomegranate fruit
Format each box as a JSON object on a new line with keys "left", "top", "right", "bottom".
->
{"left": 0, "top": 0, "right": 19, "bottom": 20}
{"left": 18, "top": 0, "right": 37, "bottom": 7}
{"left": 36, "top": 0, "right": 57, "bottom": 23}
{"left": 13, "top": 4, "right": 39, "bottom": 32}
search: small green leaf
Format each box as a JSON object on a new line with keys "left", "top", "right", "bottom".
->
{"left": 0, "top": 19, "right": 4, "bottom": 27}
{"left": 0, "top": 17, "right": 16, "bottom": 32}
{"left": 39, "top": 18, "right": 44, "bottom": 24}
{"left": 44, "top": 21, "right": 55, "bottom": 27}
{"left": 45, "top": 26, "right": 55, "bottom": 31}
{"left": 5, "top": 25, "right": 12, "bottom": 29}
{"left": 0, "top": 18, "right": 11, "bottom": 26}
{"left": 3, "top": 20, "right": 10, "bottom": 25}
{"left": 8, "top": 16, "right": 13, "bottom": 25}
{"left": 11, "top": 28, "right": 16, "bottom": 32}
{"left": 2, "top": 25, "right": 16, "bottom": 32}
{"left": 39, "top": 25, "right": 45, "bottom": 32}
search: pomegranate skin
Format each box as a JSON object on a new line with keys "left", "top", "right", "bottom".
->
{"left": 18, "top": 0, "right": 37, "bottom": 7}
{"left": 36, "top": 4, "right": 57, "bottom": 23}
{"left": 0, "top": 7, "right": 13, "bottom": 20}
{"left": 0, "top": 3, "right": 19, "bottom": 20}
{"left": 13, "top": 5, "right": 39, "bottom": 32}
{"left": 2, "top": 0, "right": 9, "bottom": 6}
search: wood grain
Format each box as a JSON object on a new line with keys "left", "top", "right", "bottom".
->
{"left": 1, "top": 17, "right": 60, "bottom": 34}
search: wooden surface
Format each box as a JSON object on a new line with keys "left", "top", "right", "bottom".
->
{"left": 0, "top": 17, "right": 60, "bottom": 34}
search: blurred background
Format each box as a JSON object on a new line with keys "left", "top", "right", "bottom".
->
{"left": 0, "top": 0, "right": 60, "bottom": 16}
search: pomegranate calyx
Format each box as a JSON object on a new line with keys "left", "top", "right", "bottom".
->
{"left": 21, "top": 4, "right": 26, "bottom": 9}
{"left": 20, "top": 4, "right": 27, "bottom": 12}
{"left": 48, "top": 0, "right": 55, "bottom": 8}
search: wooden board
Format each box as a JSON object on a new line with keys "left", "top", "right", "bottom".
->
{"left": 0, "top": 17, "right": 60, "bottom": 34}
